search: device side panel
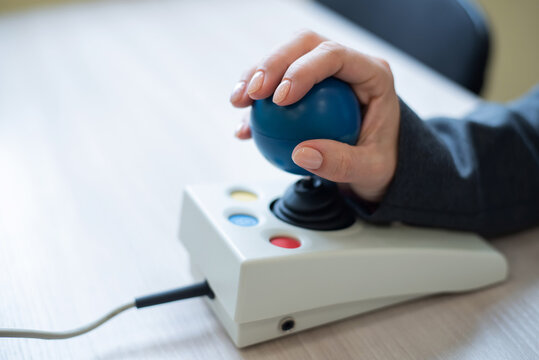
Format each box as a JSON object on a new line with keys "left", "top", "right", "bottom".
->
{"left": 179, "top": 188, "right": 242, "bottom": 320}
{"left": 236, "top": 245, "right": 508, "bottom": 322}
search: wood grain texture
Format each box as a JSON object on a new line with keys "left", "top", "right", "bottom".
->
{"left": 0, "top": 1, "right": 537, "bottom": 359}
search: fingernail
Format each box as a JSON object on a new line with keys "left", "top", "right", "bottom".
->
{"left": 230, "top": 81, "right": 246, "bottom": 103}
{"left": 234, "top": 122, "right": 247, "bottom": 137}
{"left": 273, "top": 79, "right": 291, "bottom": 103}
{"left": 247, "top": 70, "right": 264, "bottom": 94}
{"left": 292, "top": 147, "right": 323, "bottom": 170}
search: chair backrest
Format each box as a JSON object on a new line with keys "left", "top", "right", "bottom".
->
{"left": 316, "top": 0, "right": 490, "bottom": 94}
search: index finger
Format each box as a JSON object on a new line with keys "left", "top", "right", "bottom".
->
{"left": 229, "top": 30, "right": 327, "bottom": 107}
{"left": 276, "top": 41, "right": 393, "bottom": 106}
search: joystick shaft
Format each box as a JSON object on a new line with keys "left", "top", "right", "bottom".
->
{"left": 270, "top": 176, "right": 356, "bottom": 230}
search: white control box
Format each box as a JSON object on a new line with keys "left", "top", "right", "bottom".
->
{"left": 179, "top": 182, "right": 508, "bottom": 348}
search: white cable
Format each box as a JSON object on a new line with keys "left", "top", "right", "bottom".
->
{"left": 0, "top": 301, "right": 135, "bottom": 340}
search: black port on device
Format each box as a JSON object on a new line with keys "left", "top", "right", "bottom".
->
{"left": 279, "top": 317, "right": 295, "bottom": 332}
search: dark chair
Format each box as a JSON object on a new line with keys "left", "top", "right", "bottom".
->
{"left": 316, "top": 0, "right": 490, "bottom": 94}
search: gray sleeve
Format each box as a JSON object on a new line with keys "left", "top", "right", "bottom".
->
{"left": 350, "top": 86, "right": 539, "bottom": 238}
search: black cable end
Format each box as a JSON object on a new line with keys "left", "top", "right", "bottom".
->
{"left": 135, "top": 280, "right": 214, "bottom": 309}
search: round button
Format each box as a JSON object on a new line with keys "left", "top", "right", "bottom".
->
{"left": 270, "top": 236, "right": 301, "bottom": 249}
{"left": 228, "top": 214, "right": 259, "bottom": 227}
{"left": 230, "top": 190, "right": 258, "bottom": 202}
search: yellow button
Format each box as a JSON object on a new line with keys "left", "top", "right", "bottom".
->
{"left": 230, "top": 190, "right": 258, "bottom": 202}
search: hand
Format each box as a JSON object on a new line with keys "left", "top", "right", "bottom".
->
{"left": 229, "top": 30, "right": 400, "bottom": 203}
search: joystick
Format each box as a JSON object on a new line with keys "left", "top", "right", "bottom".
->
{"left": 178, "top": 78, "right": 508, "bottom": 348}
{"left": 250, "top": 77, "right": 361, "bottom": 175}
{"left": 250, "top": 77, "right": 361, "bottom": 230}
{"left": 270, "top": 177, "right": 356, "bottom": 230}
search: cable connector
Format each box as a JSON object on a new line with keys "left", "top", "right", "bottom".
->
{"left": 135, "top": 280, "right": 214, "bottom": 308}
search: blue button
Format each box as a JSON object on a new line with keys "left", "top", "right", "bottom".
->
{"left": 228, "top": 214, "right": 259, "bottom": 227}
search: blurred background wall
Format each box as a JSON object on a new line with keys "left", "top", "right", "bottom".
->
{"left": 0, "top": 0, "right": 537, "bottom": 102}
{"left": 475, "top": 0, "right": 539, "bottom": 101}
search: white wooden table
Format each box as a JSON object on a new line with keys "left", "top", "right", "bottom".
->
{"left": 0, "top": 1, "right": 537, "bottom": 359}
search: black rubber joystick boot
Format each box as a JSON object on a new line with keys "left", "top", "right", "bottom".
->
{"left": 271, "top": 177, "right": 356, "bottom": 230}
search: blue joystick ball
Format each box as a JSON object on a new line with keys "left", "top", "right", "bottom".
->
{"left": 250, "top": 77, "right": 362, "bottom": 175}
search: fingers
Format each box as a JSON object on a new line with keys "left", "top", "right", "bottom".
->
{"left": 230, "top": 66, "right": 257, "bottom": 108}
{"left": 292, "top": 139, "right": 395, "bottom": 202}
{"left": 230, "top": 31, "right": 400, "bottom": 202}
{"left": 276, "top": 41, "right": 393, "bottom": 106}
{"left": 275, "top": 40, "right": 397, "bottom": 144}
{"left": 229, "top": 30, "right": 326, "bottom": 107}
{"left": 246, "top": 30, "right": 326, "bottom": 100}
{"left": 272, "top": 41, "right": 346, "bottom": 106}
{"left": 231, "top": 34, "right": 394, "bottom": 119}
{"left": 291, "top": 139, "right": 361, "bottom": 183}
{"left": 234, "top": 111, "right": 252, "bottom": 140}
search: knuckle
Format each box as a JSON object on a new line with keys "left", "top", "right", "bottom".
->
{"left": 383, "top": 66, "right": 395, "bottom": 84}
{"left": 375, "top": 58, "right": 395, "bottom": 85}
{"left": 377, "top": 58, "right": 391, "bottom": 71}
{"left": 295, "top": 29, "right": 321, "bottom": 44}
{"left": 317, "top": 41, "right": 345, "bottom": 57}
{"left": 384, "top": 70, "right": 395, "bottom": 88}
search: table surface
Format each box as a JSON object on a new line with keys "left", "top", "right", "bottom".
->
{"left": 0, "top": 0, "right": 537, "bottom": 359}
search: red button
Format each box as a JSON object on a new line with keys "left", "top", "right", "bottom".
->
{"left": 270, "top": 236, "right": 301, "bottom": 249}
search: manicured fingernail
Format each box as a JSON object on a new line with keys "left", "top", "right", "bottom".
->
{"left": 230, "top": 81, "right": 246, "bottom": 103}
{"left": 234, "top": 122, "right": 247, "bottom": 137}
{"left": 273, "top": 79, "right": 291, "bottom": 103}
{"left": 247, "top": 70, "right": 264, "bottom": 94}
{"left": 292, "top": 147, "right": 323, "bottom": 170}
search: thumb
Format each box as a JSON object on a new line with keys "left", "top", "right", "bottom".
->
{"left": 291, "top": 139, "right": 360, "bottom": 183}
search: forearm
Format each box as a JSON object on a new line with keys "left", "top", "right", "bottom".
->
{"left": 352, "top": 86, "right": 539, "bottom": 237}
